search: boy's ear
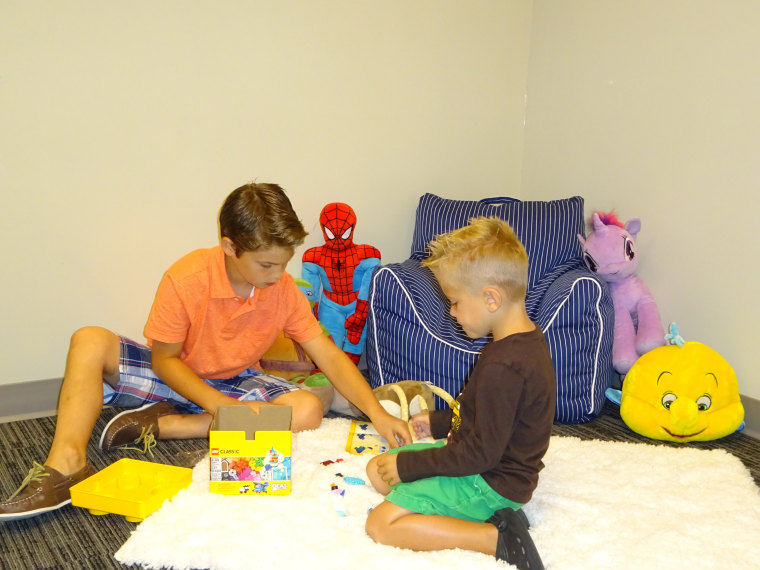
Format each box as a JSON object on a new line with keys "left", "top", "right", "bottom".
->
{"left": 221, "top": 237, "right": 237, "bottom": 257}
{"left": 483, "top": 287, "right": 502, "bottom": 312}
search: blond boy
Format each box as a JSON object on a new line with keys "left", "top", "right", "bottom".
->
{"left": 365, "top": 217, "right": 556, "bottom": 569}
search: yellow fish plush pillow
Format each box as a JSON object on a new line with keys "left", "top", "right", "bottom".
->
{"left": 620, "top": 326, "right": 744, "bottom": 442}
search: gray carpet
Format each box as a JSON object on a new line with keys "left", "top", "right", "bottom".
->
{"left": 1, "top": 402, "right": 758, "bottom": 570}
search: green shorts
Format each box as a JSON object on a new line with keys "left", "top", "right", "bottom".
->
{"left": 385, "top": 441, "right": 522, "bottom": 522}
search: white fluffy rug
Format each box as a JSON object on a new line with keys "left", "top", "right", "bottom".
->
{"left": 115, "top": 418, "right": 760, "bottom": 570}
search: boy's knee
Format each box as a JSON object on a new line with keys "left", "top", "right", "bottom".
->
{"left": 69, "top": 326, "right": 118, "bottom": 352}
{"left": 365, "top": 507, "right": 391, "bottom": 544}
{"left": 365, "top": 512, "right": 378, "bottom": 541}
{"left": 366, "top": 455, "right": 379, "bottom": 477}
{"left": 289, "top": 390, "right": 323, "bottom": 432}
{"left": 68, "top": 327, "right": 121, "bottom": 377}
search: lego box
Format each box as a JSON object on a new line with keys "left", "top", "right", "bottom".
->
{"left": 209, "top": 405, "right": 292, "bottom": 495}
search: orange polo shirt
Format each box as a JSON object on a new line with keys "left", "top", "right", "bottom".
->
{"left": 144, "top": 246, "right": 323, "bottom": 379}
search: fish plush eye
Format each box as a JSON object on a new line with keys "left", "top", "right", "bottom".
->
{"left": 661, "top": 392, "right": 677, "bottom": 409}
{"left": 624, "top": 237, "right": 636, "bottom": 261}
{"left": 583, "top": 252, "right": 598, "bottom": 272}
{"left": 696, "top": 395, "right": 712, "bottom": 411}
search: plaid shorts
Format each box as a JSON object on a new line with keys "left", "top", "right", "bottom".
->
{"left": 102, "top": 336, "right": 300, "bottom": 414}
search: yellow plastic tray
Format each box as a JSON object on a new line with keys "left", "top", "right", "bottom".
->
{"left": 70, "top": 458, "right": 192, "bottom": 522}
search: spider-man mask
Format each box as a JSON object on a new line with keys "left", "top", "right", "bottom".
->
{"left": 319, "top": 203, "right": 356, "bottom": 251}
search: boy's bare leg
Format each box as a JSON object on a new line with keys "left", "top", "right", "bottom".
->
{"left": 44, "top": 326, "right": 121, "bottom": 476}
{"left": 156, "top": 412, "right": 213, "bottom": 439}
{"left": 269, "top": 389, "right": 323, "bottom": 431}
{"left": 27, "top": 325, "right": 320, "bottom": 475}
{"left": 366, "top": 500, "right": 498, "bottom": 555}
{"left": 366, "top": 455, "right": 497, "bottom": 555}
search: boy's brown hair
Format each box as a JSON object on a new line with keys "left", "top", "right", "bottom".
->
{"left": 219, "top": 183, "right": 308, "bottom": 256}
{"left": 422, "top": 217, "right": 528, "bottom": 301}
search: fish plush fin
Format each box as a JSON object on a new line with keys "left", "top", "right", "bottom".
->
{"left": 605, "top": 387, "right": 622, "bottom": 406}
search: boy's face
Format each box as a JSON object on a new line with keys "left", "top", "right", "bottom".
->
{"left": 437, "top": 275, "right": 492, "bottom": 340}
{"left": 222, "top": 240, "right": 294, "bottom": 290}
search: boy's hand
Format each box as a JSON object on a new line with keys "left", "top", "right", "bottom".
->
{"left": 409, "top": 411, "right": 432, "bottom": 440}
{"left": 372, "top": 414, "right": 412, "bottom": 448}
{"left": 375, "top": 452, "right": 401, "bottom": 487}
{"left": 300, "top": 335, "right": 412, "bottom": 446}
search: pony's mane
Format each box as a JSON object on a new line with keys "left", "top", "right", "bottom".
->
{"left": 593, "top": 211, "right": 625, "bottom": 228}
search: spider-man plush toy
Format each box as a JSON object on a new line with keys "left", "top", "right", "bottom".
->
{"left": 302, "top": 203, "right": 381, "bottom": 365}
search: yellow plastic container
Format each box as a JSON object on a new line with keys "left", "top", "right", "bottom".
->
{"left": 70, "top": 458, "right": 193, "bottom": 522}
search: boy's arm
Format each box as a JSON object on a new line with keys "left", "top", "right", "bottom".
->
{"left": 150, "top": 340, "right": 240, "bottom": 415}
{"left": 300, "top": 333, "right": 412, "bottom": 447}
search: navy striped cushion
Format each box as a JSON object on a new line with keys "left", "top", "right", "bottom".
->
{"left": 410, "top": 193, "right": 585, "bottom": 290}
{"left": 367, "top": 260, "right": 614, "bottom": 423}
{"left": 367, "top": 261, "right": 489, "bottom": 399}
{"left": 367, "top": 194, "right": 615, "bottom": 423}
{"left": 410, "top": 195, "right": 519, "bottom": 259}
{"left": 533, "top": 263, "right": 614, "bottom": 422}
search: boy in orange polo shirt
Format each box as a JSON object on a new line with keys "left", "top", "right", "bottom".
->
{"left": 0, "top": 183, "right": 411, "bottom": 521}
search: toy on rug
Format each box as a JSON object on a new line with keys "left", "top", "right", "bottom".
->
{"left": 345, "top": 382, "right": 456, "bottom": 454}
{"left": 577, "top": 211, "right": 665, "bottom": 374}
{"left": 302, "top": 203, "right": 381, "bottom": 365}
{"left": 328, "top": 473, "right": 366, "bottom": 517}
{"left": 606, "top": 323, "right": 744, "bottom": 442}
{"left": 378, "top": 381, "right": 457, "bottom": 444}
{"left": 341, "top": 380, "right": 455, "bottom": 421}
{"left": 336, "top": 474, "right": 366, "bottom": 486}
{"left": 70, "top": 458, "right": 192, "bottom": 522}
{"left": 373, "top": 380, "right": 455, "bottom": 422}
{"left": 346, "top": 421, "right": 389, "bottom": 455}
{"left": 330, "top": 482, "right": 348, "bottom": 517}
{"left": 319, "top": 458, "right": 344, "bottom": 466}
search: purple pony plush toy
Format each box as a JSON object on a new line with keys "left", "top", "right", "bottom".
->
{"left": 577, "top": 212, "right": 665, "bottom": 375}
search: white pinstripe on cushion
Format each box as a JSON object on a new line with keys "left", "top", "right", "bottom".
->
{"left": 366, "top": 194, "right": 615, "bottom": 423}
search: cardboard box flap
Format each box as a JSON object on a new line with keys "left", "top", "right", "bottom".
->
{"left": 211, "top": 405, "right": 292, "bottom": 439}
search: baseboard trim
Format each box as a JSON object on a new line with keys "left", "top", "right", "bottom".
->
{"left": 1, "top": 378, "right": 759, "bottom": 439}
{"left": 742, "top": 395, "right": 760, "bottom": 440}
{"left": 0, "top": 378, "right": 62, "bottom": 424}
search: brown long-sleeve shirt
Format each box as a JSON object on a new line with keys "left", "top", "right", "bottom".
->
{"left": 396, "top": 326, "right": 556, "bottom": 503}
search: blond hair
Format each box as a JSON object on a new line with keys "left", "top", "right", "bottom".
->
{"left": 422, "top": 217, "right": 528, "bottom": 301}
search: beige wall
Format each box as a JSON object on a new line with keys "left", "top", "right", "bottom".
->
{"left": 4, "top": 1, "right": 758, "bottom": 407}
{"left": 0, "top": 1, "right": 531, "bottom": 385}
{"left": 523, "top": 0, "right": 760, "bottom": 400}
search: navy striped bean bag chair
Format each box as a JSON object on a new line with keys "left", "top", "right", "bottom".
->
{"left": 365, "top": 193, "right": 614, "bottom": 423}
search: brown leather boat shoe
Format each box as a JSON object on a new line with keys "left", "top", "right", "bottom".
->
{"left": 99, "top": 400, "right": 176, "bottom": 455}
{"left": 0, "top": 461, "right": 96, "bottom": 521}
